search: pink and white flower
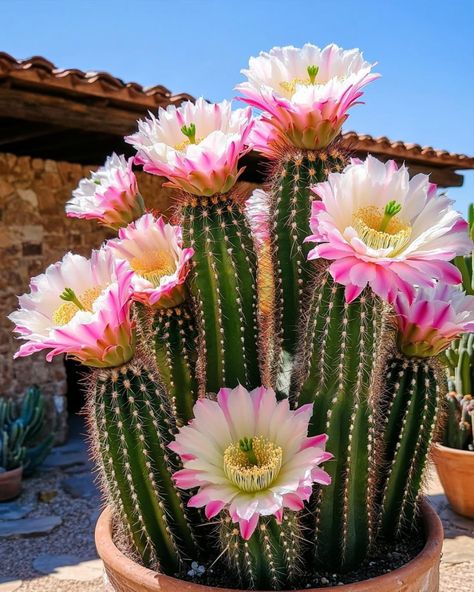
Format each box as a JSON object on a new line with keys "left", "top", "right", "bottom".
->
{"left": 66, "top": 154, "right": 144, "bottom": 230}
{"left": 126, "top": 98, "right": 254, "bottom": 196}
{"left": 107, "top": 213, "right": 194, "bottom": 308}
{"left": 394, "top": 284, "right": 474, "bottom": 358}
{"left": 170, "top": 385, "right": 332, "bottom": 540}
{"left": 306, "top": 156, "right": 472, "bottom": 303}
{"left": 237, "top": 43, "right": 379, "bottom": 151}
{"left": 245, "top": 188, "right": 271, "bottom": 246}
{"left": 9, "top": 249, "right": 135, "bottom": 368}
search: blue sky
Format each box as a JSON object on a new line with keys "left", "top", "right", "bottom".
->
{"left": 1, "top": 0, "right": 473, "bottom": 211}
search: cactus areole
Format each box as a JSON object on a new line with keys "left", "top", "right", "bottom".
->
{"left": 9, "top": 42, "right": 473, "bottom": 591}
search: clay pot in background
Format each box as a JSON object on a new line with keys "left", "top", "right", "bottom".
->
{"left": 0, "top": 466, "right": 23, "bottom": 502}
{"left": 96, "top": 500, "right": 443, "bottom": 592}
{"left": 432, "top": 443, "right": 474, "bottom": 519}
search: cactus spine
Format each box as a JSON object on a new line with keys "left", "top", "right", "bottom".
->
{"left": 88, "top": 355, "right": 200, "bottom": 573}
{"left": 181, "top": 194, "right": 261, "bottom": 394}
{"left": 152, "top": 305, "right": 198, "bottom": 425}
{"left": 378, "top": 356, "right": 442, "bottom": 537}
{"left": 268, "top": 149, "right": 345, "bottom": 360}
{"left": 291, "top": 270, "right": 385, "bottom": 571}
{"left": 219, "top": 514, "right": 302, "bottom": 590}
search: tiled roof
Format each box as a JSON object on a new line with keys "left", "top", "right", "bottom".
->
{"left": 1, "top": 52, "right": 473, "bottom": 170}
{"left": 343, "top": 132, "right": 474, "bottom": 170}
{"left": 0, "top": 52, "right": 193, "bottom": 109}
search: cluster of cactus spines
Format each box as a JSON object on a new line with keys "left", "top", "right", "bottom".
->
{"left": 0, "top": 386, "right": 53, "bottom": 473}
{"left": 180, "top": 194, "right": 262, "bottom": 394}
{"left": 88, "top": 355, "right": 200, "bottom": 573}
{"left": 443, "top": 392, "right": 474, "bottom": 450}
{"left": 219, "top": 514, "right": 302, "bottom": 590}
{"left": 377, "top": 357, "right": 442, "bottom": 538}
{"left": 289, "top": 268, "right": 385, "bottom": 571}
{"left": 267, "top": 148, "right": 346, "bottom": 366}
{"left": 152, "top": 305, "right": 198, "bottom": 426}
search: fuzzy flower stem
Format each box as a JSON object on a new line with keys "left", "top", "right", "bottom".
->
{"left": 379, "top": 200, "right": 402, "bottom": 232}
{"left": 307, "top": 65, "right": 319, "bottom": 84}
{"left": 180, "top": 123, "right": 197, "bottom": 144}
{"left": 59, "top": 288, "right": 85, "bottom": 310}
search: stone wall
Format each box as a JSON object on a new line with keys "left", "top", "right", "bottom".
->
{"left": 0, "top": 152, "right": 259, "bottom": 430}
{"left": 0, "top": 152, "right": 176, "bottom": 408}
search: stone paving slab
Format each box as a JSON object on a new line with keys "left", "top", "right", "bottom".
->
{"left": 0, "top": 516, "right": 62, "bottom": 538}
{"left": 0, "top": 503, "right": 33, "bottom": 521}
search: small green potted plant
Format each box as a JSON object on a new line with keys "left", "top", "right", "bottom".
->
{"left": 433, "top": 205, "right": 474, "bottom": 517}
{"left": 0, "top": 386, "right": 54, "bottom": 501}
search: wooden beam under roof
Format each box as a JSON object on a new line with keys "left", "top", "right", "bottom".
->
{"left": 0, "top": 86, "right": 142, "bottom": 136}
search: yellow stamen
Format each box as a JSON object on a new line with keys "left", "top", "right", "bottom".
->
{"left": 173, "top": 136, "right": 204, "bottom": 152}
{"left": 352, "top": 205, "right": 411, "bottom": 254}
{"left": 130, "top": 251, "right": 176, "bottom": 286}
{"left": 279, "top": 65, "right": 321, "bottom": 95}
{"left": 223, "top": 436, "right": 282, "bottom": 493}
{"left": 52, "top": 286, "right": 103, "bottom": 326}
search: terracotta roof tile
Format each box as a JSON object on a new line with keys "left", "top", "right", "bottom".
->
{"left": 0, "top": 52, "right": 193, "bottom": 109}
{"left": 1, "top": 52, "right": 473, "bottom": 170}
{"left": 342, "top": 132, "right": 474, "bottom": 169}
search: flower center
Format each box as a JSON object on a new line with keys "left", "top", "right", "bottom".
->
{"left": 279, "top": 64, "right": 323, "bottom": 95}
{"left": 52, "top": 286, "right": 103, "bottom": 326}
{"left": 174, "top": 122, "right": 204, "bottom": 152}
{"left": 352, "top": 203, "right": 411, "bottom": 254}
{"left": 130, "top": 251, "right": 176, "bottom": 286}
{"left": 223, "top": 436, "right": 282, "bottom": 493}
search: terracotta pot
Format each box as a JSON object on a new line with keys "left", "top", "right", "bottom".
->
{"left": 96, "top": 499, "right": 443, "bottom": 592}
{"left": 432, "top": 442, "right": 474, "bottom": 518}
{"left": 0, "top": 466, "right": 23, "bottom": 502}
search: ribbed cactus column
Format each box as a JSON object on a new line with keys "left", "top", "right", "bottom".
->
{"left": 87, "top": 355, "right": 199, "bottom": 574}
{"left": 446, "top": 332, "right": 474, "bottom": 395}
{"left": 181, "top": 194, "right": 261, "bottom": 394}
{"left": 219, "top": 514, "right": 301, "bottom": 590}
{"left": 378, "top": 356, "right": 443, "bottom": 537}
{"left": 153, "top": 305, "right": 198, "bottom": 426}
{"left": 269, "top": 148, "right": 345, "bottom": 359}
{"left": 291, "top": 270, "right": 385, "bottom": 571}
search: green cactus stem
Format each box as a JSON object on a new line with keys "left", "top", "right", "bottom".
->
{"left": 152, "top": 305, "right": 199, "bottom": 426}
{"left": 442, "top": 392, "right": 473, "bottom": 450}
{"left": 87, "top": 354, "right": 200, "bottom": 574}
{"left": 181, "top": 194, "right": 261, "bottom": 394}
{"left": 290, "top": 269, "right": 386, "bottom": 572}
{"left": 378, "top": 355, "right": 443, "bottom": 538}
{"left": 268, "top": 148, "right": 346, "bottom": 361}
{"left": 446, "top": 332, "right": 474, "bottom": 396}
{"left": 218, "top": 513, "right": 302, "bottom": 590}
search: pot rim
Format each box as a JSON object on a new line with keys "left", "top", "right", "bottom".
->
{"left": 432, "top": 442, "right": 474, "bottom": 459}
{"left": 95, "top": 499, "right": 443, "bottom": 592}
{"left": 0, "top": 465, "right": 23, "bottom": 478}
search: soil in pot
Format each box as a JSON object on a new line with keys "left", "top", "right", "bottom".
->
{"left": 0, "top": 466, "right": 23, "bottom": 502}
{"left": 182, "top": 531, "right": 425, "bottom": 589}
{"left": 109, "top": 511, "right": 425, "bottom": 590}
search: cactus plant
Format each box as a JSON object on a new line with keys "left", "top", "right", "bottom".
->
{"left": 181, "top": 194, "right": 262, "bottom": 394}
{"left": 443, "top": 392, "right": 474, "bottom": 450}
{"left": 266, "top": 149, "right": 346, "bottom": 363}
{"left": 290, "top": 269, "right": 385, "bottom": 571}
{"left": 442, "top": 204, "right": 474, "bottom": 451}
{"left": 377, "top": 355, "right": 443, "bottom": 537}
{"left": 87, "top": 354, "right": 200, "bottom": 572}
{"left": 0, "top": 385, "right": 53, "bottom": 474}
{"left": 10, "top": 42, "right": 474, "bottom": 592}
